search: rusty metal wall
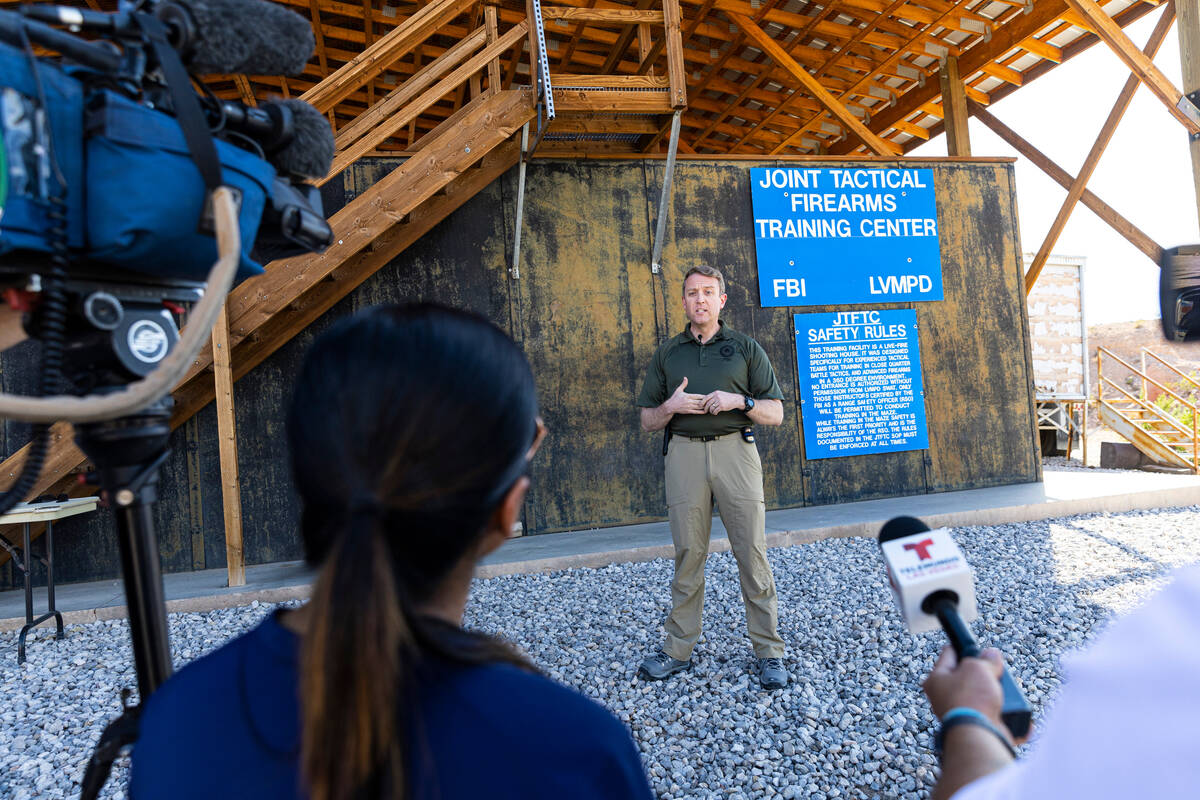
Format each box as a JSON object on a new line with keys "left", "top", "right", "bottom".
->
{"left": 0, "top": 158, "right": 1039, "bottom": 587}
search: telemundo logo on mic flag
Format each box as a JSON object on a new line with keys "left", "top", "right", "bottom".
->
{"left": 749, "top": 166, "right": 944, "bottom": 307}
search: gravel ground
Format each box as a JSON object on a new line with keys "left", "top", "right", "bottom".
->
{"left": 3, "top": 506, "right": 1200, "bottom": 800}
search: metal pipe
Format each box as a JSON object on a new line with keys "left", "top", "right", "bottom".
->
{"left": 511, "top": 123, "right": 530, "bottom": 281}
{"left": 650, "top": 110, "right": 683, "bottom": 274}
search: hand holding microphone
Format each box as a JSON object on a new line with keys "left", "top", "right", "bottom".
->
{"left": 878, "top": 516, "right": 1032, "bottom": 741}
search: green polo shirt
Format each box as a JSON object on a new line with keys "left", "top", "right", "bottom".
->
{"left": 637, "top": 321, "right": 784, "bottom": 437}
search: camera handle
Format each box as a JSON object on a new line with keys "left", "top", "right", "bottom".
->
{"left": 75, "top": 395, "right": 176, "bottom": 800}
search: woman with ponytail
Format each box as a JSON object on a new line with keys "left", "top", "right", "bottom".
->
{"left": 130, "top": 304, "right": 654, "bottom": 800}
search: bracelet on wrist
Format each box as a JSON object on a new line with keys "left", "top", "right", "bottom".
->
{"left": 934, "top": 707, "right": 1017, "bottom": 762}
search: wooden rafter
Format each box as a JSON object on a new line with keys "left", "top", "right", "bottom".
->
{"left": 938, "top": 55, "right": 969, "bottom": 157}
{"left": 970, "top": 102, "right": 1164, "bottom": 267}
{"left": 773, "top": 0, "right": 977, "bottom": 155}
{"left": 1064, "top": 0, "right": 1199, "bottom": 134}
{"left": 688, "top": 0, "right": 802, "bottom": 152}
{"left": 1025, "top": 1, "right": 1177, "bottom": 291}
{"left": 729, "top": 12, "right": 897, "bottom": 155}
{"left": 728, "top": 0, "right": 906, "bottom": 153}
{"left": 308, "top": 0, "right": 330, "bottom": 74}
{"left": 0, "top": 0, "right": 1179, "bottom": 162}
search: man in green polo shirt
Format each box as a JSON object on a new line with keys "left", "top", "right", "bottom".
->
{"left": 636, "top": 265, "right": 789, "bottom": 690}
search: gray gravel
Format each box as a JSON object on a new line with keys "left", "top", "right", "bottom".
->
{"left": 4, "top": 506, "right": 1200, "bottom": 800}
{"left": 1041, "top": 456, "right": 1132, "bottom": 473}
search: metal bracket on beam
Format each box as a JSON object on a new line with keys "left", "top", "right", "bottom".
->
{"left": 650, "top": 111, "right": 683, "bottom": 275}
{"left": 510, "top": 123, "right": 530, "bottom": 281}
{"left": 1188, "top": 90, "right": 1200, "bottom": 141}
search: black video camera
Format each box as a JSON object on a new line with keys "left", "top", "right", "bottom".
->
{"left": 0, "top": 0, "right": 334, "bottom": 381}
{"left": 0, "top": 0, "right": 333, "bottom": 289}
{"left": 1160, "top": 245, "right": 1200, "bottom": 342}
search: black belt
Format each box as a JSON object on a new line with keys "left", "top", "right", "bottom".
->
{"left": 683, "top": 433, "right": 731, "bottom": 442}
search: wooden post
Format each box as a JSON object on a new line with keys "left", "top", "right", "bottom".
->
{"left": 937, "top": 56, "right": 970, "bottom": 156}
{"left": 1177, "top": 0, "right": 1200, "bottom": 227}
{"left": 211, "top": 303, "right": 245, "bottom": 588}
{"left": 663, "top": 0, "right": 686, "bottom": 109}
{"left": 638, "top": 22, "right": 652, "bottom": 76}
{"left": 485, "top": 5, "right": 501, "bottom": 95}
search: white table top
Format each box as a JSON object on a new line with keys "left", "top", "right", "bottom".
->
{"left": 0, "top": 497, "right": 101, "bottom": 525}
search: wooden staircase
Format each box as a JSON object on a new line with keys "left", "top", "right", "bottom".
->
{"left": 1097, "top": 347, "right": 1199, "bottom": 472}
{"left": 0, "top": 0, "right": 688, "bottom": 560}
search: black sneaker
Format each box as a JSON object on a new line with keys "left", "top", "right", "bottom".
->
{"left": 757, "top": 657, "right": 788, "bottom": 690}
{"left": 639, "top": 650, "right": 690, "bottom": 681}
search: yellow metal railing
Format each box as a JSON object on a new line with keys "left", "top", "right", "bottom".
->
{"left": 1098, "top": 346, "right": 1198, "bottom": 472}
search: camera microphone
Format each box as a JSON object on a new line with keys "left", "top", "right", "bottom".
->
{"left": 216, "top": 98, "right": 334, "bottom": 180}
{"left": 878, "top": 515, "right": 1033, "bottom": 739}
{"left": 19, "top": 0, "right": 314, "bottom": 76}
{"left": 164, "top": 0, "right": 314, "bottom": 75}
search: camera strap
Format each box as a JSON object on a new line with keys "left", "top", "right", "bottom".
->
{"left": 130, "top": 12, "right": 225, "bottom": 230}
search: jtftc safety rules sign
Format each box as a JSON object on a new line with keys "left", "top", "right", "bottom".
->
{"left": 749, "top": 167, "right": 943, "bottom": 307}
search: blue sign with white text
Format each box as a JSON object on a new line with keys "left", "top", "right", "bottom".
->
{"left": 751, "top": 167, "right": 942, "bottom": 307}
{"left": 795, "top": 310, "right": 928, "bottom": 459}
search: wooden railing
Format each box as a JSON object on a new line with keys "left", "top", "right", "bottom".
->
{"left": 540, "top": 0, "right": 687, "bottom": 114}
{"left": 317, "top": 2, "right": 529, "bottom": 183}
{"left": 1098, "top": 346, "right": 1198, "bottom": 471}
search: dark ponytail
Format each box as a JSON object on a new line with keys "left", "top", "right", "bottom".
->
{"left": 287, "top": 304, "right": 539, "bottom": 800}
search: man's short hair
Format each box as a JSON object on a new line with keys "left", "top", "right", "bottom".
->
{"left": 683, "top": 265, "right": 726, "bottom": 296}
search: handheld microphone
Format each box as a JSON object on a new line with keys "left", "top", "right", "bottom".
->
{"left": 878, "top": 515, "right": 1033, "bottom": 739}
{"left": 19, "top": 0, "right": 314, "bottom": 75}
{"left": 216, "top": 98, "right": 334, "bottom": 180}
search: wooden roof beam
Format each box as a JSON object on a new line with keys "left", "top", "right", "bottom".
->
{"left": 730, "top": 12, "right": 898, "bottom": 155}
{"left": 707, "top": 0, "right": 907, "bottom": 49}
{"left": 555, "top": 0, "right": 600, "bottom": 69}
{"left": 1027, "top": 0, "right": 1177, "bottom": 290}
{"left": 686, "top": 0, "right": 786, "bottom": 149}
{"left": 600, "top": 0, "right": 656, "bottom": 73}
{"left": 724, "top": 0, "right": 907, "bottom": 150}
{"left": 1064, "top": 0, "right": 1198, "bottom": 134}
{"left": 638, "top": 0, "right": 715, "bottom": 74}
{"left": 308, "top": 0, "right": 331, "bottom": 74}
{"left": 830, "top": 0, "right": 1068, "bottom": 153}
{"left": 763, "top": 0, "right": 974, "bottom": 154}
{"left": 970, "top": 102, "right": 1164, "bottom": 266}
{"left": 980, "top": 60, "right": 1023, "bottom": 86}
{"left": 1020, "top": 35, "right": 1063, "bottom": 63}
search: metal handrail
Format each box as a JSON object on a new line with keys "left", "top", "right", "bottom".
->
{"left": 1098, "top": 347, "right": 1198, "bottom": 412}
{"left": 1142, "top": 348, "right": 1200, "bottom": 393}
{"left": 1099, "top": 378, "right": 1194, "bottom": 440}
{"left": 1098, "top": 346, "right": 1198, "bottom": 467}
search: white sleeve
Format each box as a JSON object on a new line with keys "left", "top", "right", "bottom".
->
{"left": 953, "top": 566, "right": 1200, "bottom": 800}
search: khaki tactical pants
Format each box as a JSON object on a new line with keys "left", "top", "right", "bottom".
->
{"left": 662, "top": 433, "right": 785, "bottom": 660}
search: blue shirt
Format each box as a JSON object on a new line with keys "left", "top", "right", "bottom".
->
{"left": 131, "top": 612, "right": 653, "bottom": 800}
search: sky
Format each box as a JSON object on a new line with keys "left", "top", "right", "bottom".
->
{"left": 910, "top": 9, "right": 1198, "bottom": 325}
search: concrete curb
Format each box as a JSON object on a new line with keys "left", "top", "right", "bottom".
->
{"left": 5, "top": 483, "right": 1197, "bottom": 630}
{"left": 476, "top": 485, "right": 1200, "bottom": 576}
{"left": 0, "top": 585, "right": 312, "bottom": 633}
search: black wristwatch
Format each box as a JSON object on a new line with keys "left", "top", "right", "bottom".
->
{"left": 743, "top": 395, "right": 755, "bottom": 412}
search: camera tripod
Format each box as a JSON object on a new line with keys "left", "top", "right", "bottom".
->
{"left": 76, "top": 395, "right": 176, "bottom": 799}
